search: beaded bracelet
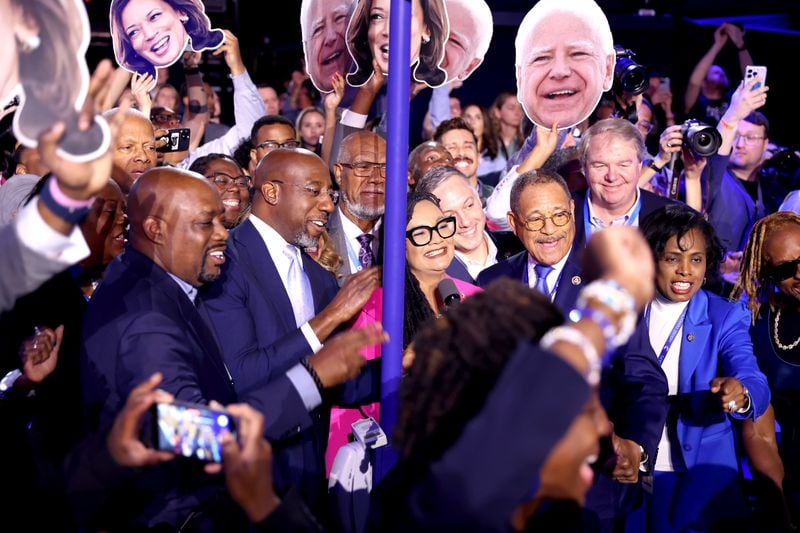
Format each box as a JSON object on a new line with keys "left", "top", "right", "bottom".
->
{"left": 540, "top": 325, "right": 601, "bottom": 386}
{"left": 300, "top": 357, "right": 324, "bottom": 393}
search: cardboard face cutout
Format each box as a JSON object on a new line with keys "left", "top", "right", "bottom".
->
{"left": 343, "top": 0, "right": 450, "bottom": 89}
{"left": 110, "top": 0, "right": 224, "bottom": 78}
{"left": 515, "top": 0, "right": 616, "bottom": 130}
{"left": 1, "top": 0, "right": 110, "bottom": 162}
{"left": 301, "top": 0, "right": 356, "bottom": 94}
{"left": 441, "top": 0, "right": 492, "bottom": 84}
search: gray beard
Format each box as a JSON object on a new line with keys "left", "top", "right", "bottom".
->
{"left": 342, "top": 193, "right": 384, "bottom": 221}
{"left": 293, "top": 230, "right": 319, "bottom": 250}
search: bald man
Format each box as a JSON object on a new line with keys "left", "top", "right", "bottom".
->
{"left": 80, "top": 167, "right": 380, "bottom": 528}
{"left": 202, "top": 148, "right": 380, "bottom": 512}
{"left": 328, "top": 131, "right": 387, "bottom": 283}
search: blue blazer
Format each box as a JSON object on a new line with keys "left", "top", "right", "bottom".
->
{"left": 79, "top": 248, "right": 311, "bottom": 529}
{"left": 202, "top": 218, "right": 378, "bottom": 511}
{"left": 202, "top": 219, "right": 339, "bottom": 392}
{"left": 476, "top": 247, "right": 585, "bottom": 313}
{"left": 665, "top": 290, "right": 769, "bottom": 471}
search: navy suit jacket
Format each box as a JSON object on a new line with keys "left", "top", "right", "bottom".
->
{"left": 202, "top": 218, "right": 378, "bottom": 510}
{"left": 446, "top": 230, "right": 524, "bottom": 285}
{"left": 80, "top": 248, "right": 311, "bottom": 529}
{"left": 476, "top": 246, "right": 584, "bottom": 312}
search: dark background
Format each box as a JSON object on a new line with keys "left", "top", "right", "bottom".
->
{"left": 82, "top": 0, "right": 799, "bottom": 146}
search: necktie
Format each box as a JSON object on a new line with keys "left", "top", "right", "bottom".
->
{"left": 357, "top": 233, "right": 375, "bottom": 268}
{"left": 284, "top": 245, "right": 315, "bottom": 327}
{"left": 533, "top": 264, "right": 554, "bottom": 297}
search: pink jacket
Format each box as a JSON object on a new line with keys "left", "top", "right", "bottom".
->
{"left": 325, "top": 276, "right": 481, "bottom": 474}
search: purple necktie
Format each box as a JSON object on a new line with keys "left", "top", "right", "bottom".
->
{"left": 357, "top": 233, "right": 375, "bottom": 268}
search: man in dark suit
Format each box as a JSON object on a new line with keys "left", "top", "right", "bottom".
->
{"left": 80, "top": 168, "right": 378, "bottom": 529}
{"left": 478, "top": 169, "right": 584, "bottom": 311}
{"left": 202, "top": 148, "right": 380, "bottom": 512}
{"left": 573, "top": 118, "right": 675, "bottom": 249}
{"left": 328, "top": 131, "right": 387, "bottom": 284}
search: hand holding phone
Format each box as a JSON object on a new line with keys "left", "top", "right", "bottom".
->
{"left": 152, "top": 400, "right": 237, "bottom": 463}
{"left": 745, "top": 65, "right": 767, "bottom": 91}
{"left": 156, "top": 128, "right": 191, "bottom": 153}
{"left": 658, "top": 77, "right": 671, "bottom": 92}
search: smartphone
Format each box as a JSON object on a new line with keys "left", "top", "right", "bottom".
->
{"left": 151, "top": 400, "right": 236, "bottom": 462}
{"left": 659, "top": 77, "right": 670, "bottom": 92}
{"left": 157, "top": 128, "right": 191, "bottom": 153}
{"left": 745, "top": 65, "right": 767, "bottom": 91}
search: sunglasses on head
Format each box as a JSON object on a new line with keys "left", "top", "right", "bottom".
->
{"left": 766, "top": 258, "right": 800, "bottom": 282}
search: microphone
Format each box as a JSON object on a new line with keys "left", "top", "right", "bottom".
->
{"left": 436, "top": 278, "right": 462, "bottom": 309}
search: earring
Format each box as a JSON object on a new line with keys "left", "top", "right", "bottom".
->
{"left": 180, "top": 15, "right": 189, "bottom": 23}
{"left": 17, "top": 33, "right": 41, "bottom": 53}
{"left": 422, "top": 34, "right": 431, "bottom": 44}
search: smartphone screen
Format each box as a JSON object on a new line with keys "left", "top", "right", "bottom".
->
{"left": 157, "top": 128, "right": 191, "bottom": 153}
{"left": 152, "top": 401, "right": 235, "bottom": 462}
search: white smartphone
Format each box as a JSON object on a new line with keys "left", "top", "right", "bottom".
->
{"left": 745, "top": 65, "right": 767, "bottom": 90}
{"left": 659, "top": 77, "right": 670, "bottom": 92}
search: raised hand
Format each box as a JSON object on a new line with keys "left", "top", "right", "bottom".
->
{"left": 212, "top": 30, "right": 245, "bottom": 77}
{"left": 308, "top": 322, "right": 387, "bottom": 388}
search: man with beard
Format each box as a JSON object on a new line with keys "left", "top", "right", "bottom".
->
{"left": 202, "top": 148, "right": 380, "bottom": 514}
{"left": 433, "top": 117, "right": 494, "bottom": 206}
{"left": 329, "top": 131, "right": 387, "bottom": 284}
{"left": 79, "top": 167, "right": 380, "bottom": 529}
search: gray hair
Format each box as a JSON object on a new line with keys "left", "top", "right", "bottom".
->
{"left": 577, "top": 118, "right": 648, "bottom": 170}
{"left": 509, "top": 169, "right": 570, "bottom": 216}
{"left": 415, "top": 165, "right": 469, "bottom": 197}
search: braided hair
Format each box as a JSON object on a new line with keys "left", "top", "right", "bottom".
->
{"left": 732, "top": 212, "right": 800, "bottom": 323}
{"left": 394, "top": 278, "right": 564, "bottom": 480}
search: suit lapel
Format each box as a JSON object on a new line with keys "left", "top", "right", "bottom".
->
{"left": 327, "top": 210, "right": 353, "bottom": 282}
{"left": 233, "top": 220, "right": 295, "bottom": 333}
{"left": 302, "top": 251, "right": 336, "bottom": 314}
{"left": 554, "top": 248, "right": 584, "bottom": 311}
{"left": 678, "top": 290, "right": 712, "bottom": 393}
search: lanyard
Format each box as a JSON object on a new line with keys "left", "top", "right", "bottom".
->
{"left": 644, "top": 303, "right": 688, "bottom": 366}
{"left": 583, "top": 194, "right": 642, "bottom": 240}
{"left": 522, "top": 263, "right": 562, "bottom": 301}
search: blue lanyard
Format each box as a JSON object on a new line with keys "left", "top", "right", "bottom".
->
{"left": 522, "top": 263, "right": 562, "bottom": 301}
{"left": 644, "top": 304, "right": 688, "bottom": 366}
{"left": 583, "top": 194, "right": 642, "bottom": 240}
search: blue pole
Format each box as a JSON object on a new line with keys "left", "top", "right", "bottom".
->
{"left": 377, "top": 0, "right": 411, "bottom": 481}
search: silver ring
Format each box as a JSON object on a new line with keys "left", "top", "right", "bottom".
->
{"left": 728, "top": 400, "right": 737, "bottom": 411}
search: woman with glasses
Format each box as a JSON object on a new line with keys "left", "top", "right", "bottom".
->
{"left": 733, "top": 212, "right": 800, "bottom": 526}
{"left": 326, "top": 190, "right": 481, "bottom": 473}
{"left": 627, "top": 204, "right": 769, "bottom": 532}
{"left": 189, "top": 153, "right": 251, "bottom": 228}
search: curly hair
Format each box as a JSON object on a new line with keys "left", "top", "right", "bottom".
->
{"left": 110, "top": 0, "right": 225, "bottom": 77}
{"left": 731, "top": 212, "right": 800, "bottom": 323}
{"left": 394, "top": 277, "right": 564, "bottom": 478}
{"left": 640, "top": 204, "right": 724, "bottom": 288}
{"left": 346, "top": 0, "right": 448, "bottom": 87}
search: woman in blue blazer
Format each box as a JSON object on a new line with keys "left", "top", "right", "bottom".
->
{"left": 629, "top": 204, "right": 770, "bottom": 532}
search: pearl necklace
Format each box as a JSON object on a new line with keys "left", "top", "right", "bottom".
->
{"left": 773, "top": 309, "right": 800, "bottom": 351}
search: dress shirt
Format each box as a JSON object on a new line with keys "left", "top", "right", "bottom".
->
{"left": 483, "top": 164, "right": 521, "bottom": 231}
{"left": 248, "top": 215, "right": 323, "bottom": 411}
{"left": 339, "top": 207, "right": 381, "bottom": 274}
{"left": 649, "top": 294, "right": 690, "bottom": 472}
{"left": 166, "top": 273, "right": 198, "bottom": 303}
{"left": 455, "top": 231, "right": 498, "bottom": 281}
{"left": 525, "top": 250, "right": 570, "bottom": 302}
{"left": 586, "top": 187, "right": 642, "bottom": 236}
{"left": 16, "top": 197, "right": 89, "bottom": 264}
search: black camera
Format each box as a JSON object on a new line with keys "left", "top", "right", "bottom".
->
{"left": 613, "top": 46, "right": 648, "bottom": 96}
{"left": 681, "top": 119, "right": 722, "bottom": 157}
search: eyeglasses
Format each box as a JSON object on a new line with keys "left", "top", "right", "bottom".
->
{"left": 256, "top": 140, "right": 301, "bottom": 151}
{"left": 208, "top": 172, "right": 251, "bottom": 189}
{"left": 519, "top": 211, "right": 572, "bottom": 231}
{"left": 340, "top": 162, "right": 387, "bottom": 178}
{"left": 766, "top": 258, "right": 800, "bottom": 282}
{"left": 270, "top": 180, "right": 339, "bottom": 204}
{"left": 406, "top": 216, "right": 457, "bottom": 246}
{"left": 733, "top": 134, "right": 766, "bottom": 146}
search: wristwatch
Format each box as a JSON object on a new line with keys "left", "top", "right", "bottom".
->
{"left": 646, "top": 159, "right": 664, "bottom": 173}
{"left": 638, "top": 445, "right": 649, "bottom": 473}
{"left": 0, "top": 369, "right": 22, "bottom": 399}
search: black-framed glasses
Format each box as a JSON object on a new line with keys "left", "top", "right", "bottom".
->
{"left": 406, "top": 216, "right": 457, "bottom": 246}
{"left": 519, "top": 211, "right": 572, "bottom": 231}
{"left": 270, "top": 180, "right": 339, "bottom": 204}
{"left": 340, "top": 162, "right": 387, "bottom": 178}
{"left": 766, "top": 258, "right": 800, "bottom": 282}
{"left": 208, "top": 172, "right": 251, "bottom": 189}
{"left": 256, "top": 139, "right": 301, "bottom": 151}
{"left": 733, "top": 134, "right": 766, "bottom": 146}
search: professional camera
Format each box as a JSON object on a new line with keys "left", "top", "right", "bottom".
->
{"left": 681, "top": 119, "right": 722, "bottom": 157}
{"left": 613, "top": 45, "right": 648, "bottom": 96}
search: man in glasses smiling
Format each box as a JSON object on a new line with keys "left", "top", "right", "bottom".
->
{"left": 329, "top": 131, "right": 387, "bottom": 284}
{"left": 248, "top": 115, "right": 301, "bottom": 175}
{"left": 478, "top": 169, "right": 584, "bottom": 311}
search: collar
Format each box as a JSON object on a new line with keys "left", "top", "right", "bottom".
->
{"left": 338, "top": 206, "right": 380, "bottom": 242}
{"left": 526, "top": 247, "right": 570, "bottom": 280}
{"left": 587, "top": 187, "right": 641, "bottom": 229}
{"left": 455, "top": 231, "right": 499, "bottom": 270}
{"left": 167, "top": 273, "right": 198, "bottom": 303}
{"left": 248, "top": 214, "right": 300, "bottom": 272}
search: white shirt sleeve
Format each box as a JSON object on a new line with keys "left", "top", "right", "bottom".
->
{"left": 340, "top": 109, "right": 369, "bottom": 129}
{"left": 484, "top": 165, "right": 521, "bottom": 231}
{"left": 15, "top": 198, "right": 89, "bottom": 264}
